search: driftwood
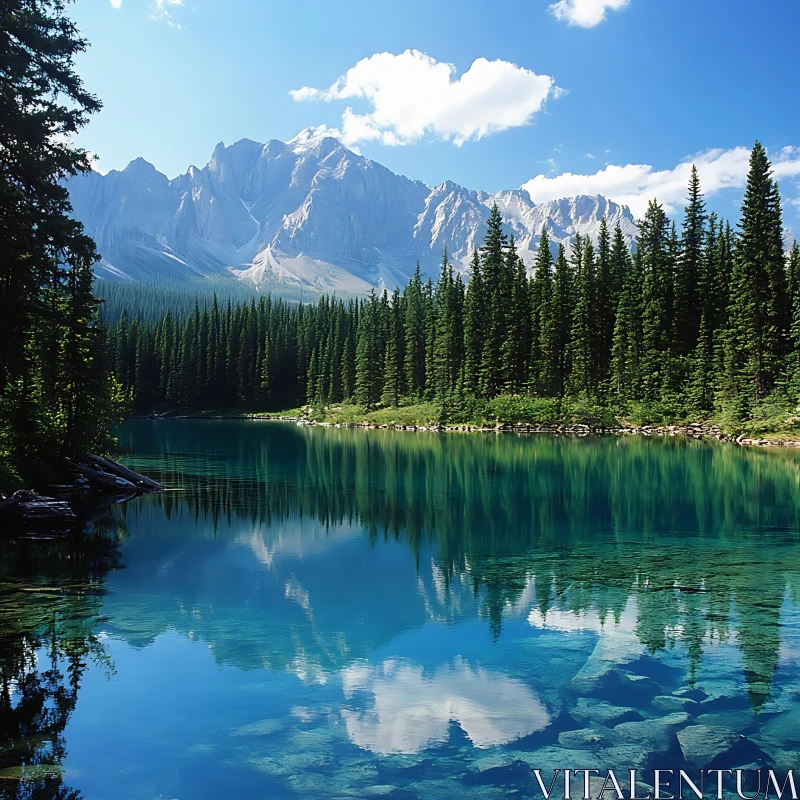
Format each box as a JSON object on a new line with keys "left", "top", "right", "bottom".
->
{"left": 66, "top": 459, "right": 139, "bottom": 494}
{"left": 0, "top": 490, "right": 76, "bottom": 532}
{"left": 87, "top": 454, "right": 162, "bottom": 492}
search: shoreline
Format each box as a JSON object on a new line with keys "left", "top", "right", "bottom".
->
{"left": 128, "top": 415, "right": 800, "bottom": 449}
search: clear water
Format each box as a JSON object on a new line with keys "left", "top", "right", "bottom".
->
{"left": 3, "top": 420, "right": 800, "bottom": 799}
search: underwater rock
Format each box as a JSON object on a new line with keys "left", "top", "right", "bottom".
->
{"left": 570, "top": 699, "right": 643, "bottom": 726}
{"left": 558, "top": 728, "right": 617, "bottom": 750}
{"left": 697, "top": 680, "right": 751, "bottom": 710}
{"left": 229, "top": 718, "right": 284, "bottom": 737}
{"left": 695, "top": 710, "right": 755, "bottom": 733}
{"left": 613, "top": 712, "right": 690, "bottom": 752}
{"left": 677, "top": 725, "right": 742, "bottom": 767}
{"left": 751, "top": 712, "right": 800, "bottom": 754}
{"left": 360, "top": 785, "right": 418, "bottom": 799}
{"left": 597, "top": 744, "right": 651, "bottom": 769}
{"left": 652, "top": 695, "right": 699, "bottom": 714}
{"left": 673, "top": 687, "right": 707, "bottom": 702}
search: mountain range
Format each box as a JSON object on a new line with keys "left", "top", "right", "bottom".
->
{"left": 67, "top": 129, "right": 639, "bottom": 297}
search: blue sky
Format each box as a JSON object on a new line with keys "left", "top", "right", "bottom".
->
{"left": 71, "top": 0, "right": 800, "bottom": 228}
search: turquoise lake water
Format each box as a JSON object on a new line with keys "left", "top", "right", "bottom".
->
{"left": 2, "top": 420, "right": 800, "bottom": 799}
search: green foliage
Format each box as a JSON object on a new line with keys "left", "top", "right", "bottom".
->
{"left": 562, "top": 393, "right": 618, "bottom": 428}
{"left": 0, "top": 0, "right": 126, "bottom": 488}
{"left": 486, "top": 395, "right": 562, "bottom": 425}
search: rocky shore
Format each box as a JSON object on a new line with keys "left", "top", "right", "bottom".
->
{"left": 281, "top": 418, "right": 800, "bottom": 448}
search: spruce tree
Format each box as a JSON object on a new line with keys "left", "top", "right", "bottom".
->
{"left": 403, "top": 265, "right": 426, "bottom": 398}
{"left": 568, "top": 238, "right": 597, "bottom": 395}
{"left": 381, "top": 287, "right": 403, "bottom": 407}
{"left": 594, "top": 218, "right": 615, "bottom": 385}
{"left": 611, "top": 245, "right": 642, "bottom": 399}
{"left": 725, "top": 142, "right": 789, "bottom": 409}
{"left": 501, "top": 237, "right": 530, "bottom": 392}
{"left": 0, "top": 0, "right": 114, "bottom": 479}
{"left": 548, "top": 244, "right": 573, "bottom": 397}
{"left": 478, "top": 205, "right": 510, "bottom": 397}
{"left": 462, "top": 251, "right": 484, "bottom": 396}
{"left": 638, "top": 202, "right": 674, "bottom": 401}
{"left": 355, "top": 293, "right": 382, "bottom": 409}
{"left": 675, "top": 166, "right": 706, "bottom": 358}
{"left": 530, "top": 228, "right": 554, "bottom": 395}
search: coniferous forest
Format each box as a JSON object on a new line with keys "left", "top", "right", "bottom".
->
{"left": 109, "top": 147, "right": 800, "bottom": 431}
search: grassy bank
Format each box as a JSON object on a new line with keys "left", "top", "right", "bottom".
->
{"left": 148, "top": 393, "right": 800, "bottom": 444}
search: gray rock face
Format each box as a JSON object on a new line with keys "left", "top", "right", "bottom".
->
{"left": 677, "top": 724, "right": 742, "bottom": 767}
{"left": 67, "top": 133, "right": 638, "bottom": 296}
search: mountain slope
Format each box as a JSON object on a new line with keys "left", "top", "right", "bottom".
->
{"left": 68, "top": 132, "right": 638, "bottom": 296}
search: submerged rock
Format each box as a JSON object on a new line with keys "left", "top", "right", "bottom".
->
{"left": 229, "top": 718, "right": 283, "bottom": 737}
{"left": 613, "top": 712, "right": 689, "bottom": 752}
{"left": 571, "top": 699, "right": 643, "bottom": 727}
{"left": 677, "top": 725, "right": 742, "bottom": 767}
{"left": 558, "top": 727, "right": 617, "bottom": 750}
{"left": 652, "top": 695, "right": 699, "bottom": 714}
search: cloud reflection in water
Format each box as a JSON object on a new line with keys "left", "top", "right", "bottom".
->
{"left": 341, "top": 656, "right": 549, "bottom": 754}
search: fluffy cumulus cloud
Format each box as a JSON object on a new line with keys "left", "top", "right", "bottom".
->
{"left": 290, "top": 49, "right": 558, "bottom": 149}
{"left": 521, "top": 145, "right": 800, "bottom": 217}
{"left": 549, "top": 0, "right": 630, "bottom": 27}
{"left": 109, "top": 0, "right": 122, "bottom": 8}
{"left": 150, "top": 0, "right": 183, "bottom": 26}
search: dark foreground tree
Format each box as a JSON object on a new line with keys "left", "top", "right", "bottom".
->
{"left": 0, "top": 0, "right": 121, "bottom": 487}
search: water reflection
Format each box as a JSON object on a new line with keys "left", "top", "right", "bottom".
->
{"left": 3, "top": 421, "right": 800, "bottom": 799}
{"left": 0, "top": 514, "right": 122, "bottom": 799}
{"left": 116, "top": 421, "right": 800, "bottom": 708}
{"left": 341, "top": 657, "right": 550, "bottom": 754}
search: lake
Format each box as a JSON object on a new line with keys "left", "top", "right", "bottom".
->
{"left": 2, "top": 420, "right": 800, "bottom": 799}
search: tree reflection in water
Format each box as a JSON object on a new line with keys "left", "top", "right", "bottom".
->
{"left": 0, "top": 511, "right": 123, "bottom": 799}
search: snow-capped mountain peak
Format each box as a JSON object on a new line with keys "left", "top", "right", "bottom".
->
{"left": 67, "top": 137, "right": 638, "bottom": 297}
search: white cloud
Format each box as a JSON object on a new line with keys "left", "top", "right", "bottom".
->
{"left": 150, "top": 0, "right": 183, "bottom": 26}
{"left": 549, "top": 0, "right": 630, "bottom": 27}
{"left": 521, "top": 145, "right": 800, "bottom": 218}
{"left": 109, "top": 0, "right": 122, "bottom": 8}
{"left": 290, "top": 49, "right": 558, "bottom": 149}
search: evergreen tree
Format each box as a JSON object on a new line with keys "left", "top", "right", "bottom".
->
{"left": 530, "top": 228, "right": 554, "bottom": 395}
{"left": 403, "top": 265, "right": 427, "bottom": 398}
{"left": 725, "top": 142, "right": 789, "bottom": 409}
{"left": 548, "top": 245, "right": 573, "bottom": 397}
{"left": 355, "top": 293, "right": 382, "bottom": 409}
{"left": 501, "top": 237, "right": 530, "bottom": 392}
{"left": 611, "top": 246, "right": 642, "bottom": 398}
{"left": 478, "top": 204, "right": 510, "bottom": 397}
{"left": 462, "top": 251, "right": 484, "bottom": 396}
{"left": 381, "top": 288, "right": 403, "bottom": 407}
{"left": 0, "top": 0, "right": 118, "bottom": 482}
{"left": 594, "top": 218, "right": 615, "bottom": 385}
{"left": 638, "top": 201, "right": 675, "bottom": 401}
{"left": 568, "top": 238, "right": 597, "bottom": 395}
{"left": 675, "top": 166, "right": 706, "bottom": 358}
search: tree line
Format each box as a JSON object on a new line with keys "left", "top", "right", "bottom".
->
{"left": 110, "top": 143, "right": 800, "bottom": 426}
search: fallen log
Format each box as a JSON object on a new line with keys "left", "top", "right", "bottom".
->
{"left": 0, "top": 490, "right": 76, "bottom": 533}
{"left": 65, "top": 459, "right": 139, "bottom": 494}
{"left": 87, "top": 454, "right": 162, "bottom": 492}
